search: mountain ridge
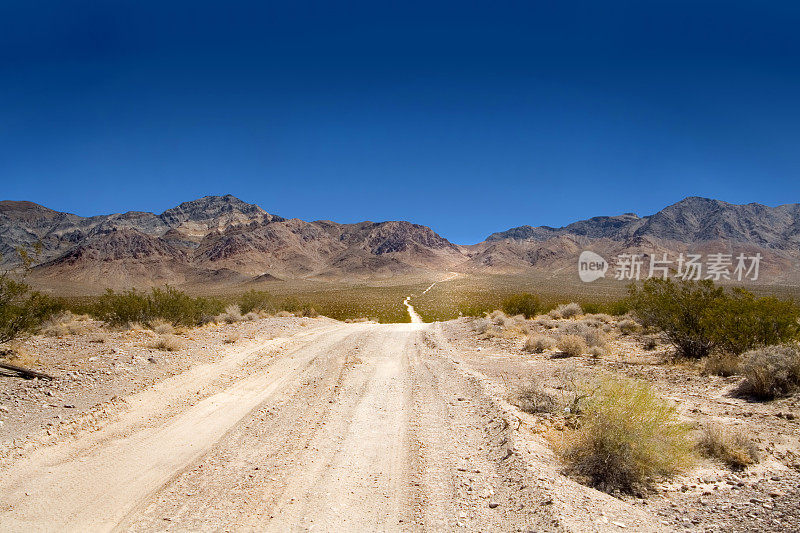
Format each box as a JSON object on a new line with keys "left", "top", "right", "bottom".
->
{"left": 2, "top": 195, "right": 799, "bottom": 288}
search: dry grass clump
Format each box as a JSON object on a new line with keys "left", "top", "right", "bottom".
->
{"left": 524, "top": 334, "right": 556, "bottom": 353}
{"left": 40, "top": 311, "right": 90, "bottom": 337}
{"left": 557, "top": 334, "right": 587, "bottom": 357}
{"left": 555, "top": 379, "right": 694, "bottom": 493}
{"left": 472, "top": 317, "right": 490, "bottom": 334}
{"left": 698, "top": 423, "right": 759, "bottom": 470}
{"left": 557, "top": 321, "right": 607, "bottom": 348}
{"left": 532, "top": 317, "right": 558, "bottom": 329}
{"left": 243, "top": 312, "right": 259, "bottom": 321}
{"left": 741, "top": 344, "right": 800, "bottom": 399}
{"left": 511, "top": 380, "right": 558, "bottom": 414}
{"left": 588, "top": 346, "right": 606, "bottom": 358}
{"left": 583, "top": 329, "right": 608, "bottom": 348}
{"left": 586, "top": 313, "right": 614, "bottom": 324}
{"left": 617, "top": 318, "right": 640, "bottom": 335}
{"left": 149, "top": 335, "right": 180, "bottom": 352}
{"left": 702, "top": 352, "right": 741, "bottom": 377}
{"left": 223, "top": 332, "right": 241, "bottom": 344}
{"left": 150, "top": 318, "right": 175, "bottom": 335}
{"left": 642, "top": 336, "right": 658, "bottom": 351}
{"left": 489, "top": 310, "right": 509, "bottom": 326}
{"left": 275, "top": 310, "right": 293, "bottom": 318}
{"left": 216, "top": 304, "right": 243, "bottom": 324}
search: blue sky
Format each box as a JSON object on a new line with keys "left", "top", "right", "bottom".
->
{"left": 2, "top": 1, "right": 799, "bottom": 244}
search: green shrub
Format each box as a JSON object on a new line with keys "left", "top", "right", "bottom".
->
{"left": 629, "top": 279, "right": 800, "bottom": 359}
{"left": 93, "top": 286, "right": 223, "bottom": 327}
{"left": 741, "top": 344, "right": 800, "bottom": 399}
{"left": 0, "top": 274, "right": 63, "bottom": 343}
{"left": 556, "top": 379, "right": 694, "bottom": 493}
{"left": 707, "top": 289, "right": 800, "bottom": 355}
{"left": 502, "top": 293, "right": 541, "bottom": 319}
{"left": 238, "top": 290, "right": 274, "bottom": 314}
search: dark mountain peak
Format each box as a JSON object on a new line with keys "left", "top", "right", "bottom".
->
{"left": 160, "top": 195, "right": 267, "bottom": 224}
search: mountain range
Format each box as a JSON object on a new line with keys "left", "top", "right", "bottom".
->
{"left": 1, "top": 195, "right": 798, "bottom": 290}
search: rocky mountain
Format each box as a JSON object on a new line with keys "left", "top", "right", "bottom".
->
{"left": 0, "top": 196, "right": 465, "bottom": 288}
{"left": 1, "top": 195, "right": 798, "bottom": 290}
{"left": 471, "top": 197, "right": 800, "bottom": 282}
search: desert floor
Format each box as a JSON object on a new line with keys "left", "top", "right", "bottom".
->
{"left": 0, "top": 312, "right": 798, "bottom": 532}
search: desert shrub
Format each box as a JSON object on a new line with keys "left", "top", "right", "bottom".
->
{"left": 702, "top": 352, "right": 741, "bottom": 377}
{"left": 472, "top": 317, "right": 490, "bottom": 334}
{"left": 642, "top": 337, "right": 658, "bottom": 351}
{"left": 629, "top": 279, "right": 800, "bottom": 359}
{"left": 698, "top": 424, "right": 759, "bottom": 469}
{"left": 707, "top": 289, "right": 800, "bottom": 355}
{"left": 588, "top": 346, "right": 606, "bottom": 358}
{"left": 547, "top": 309, "right": 563, "bottom": 319}
{"left": 151, "top": 318, "right": 174, "bottom": 335}
{"left": 237, "top": 290, "right": 274, "bottom": 314}
{"left": 532, "top": 317, "right": 558, "bottom": 329}
{"left": 557, "top": 321, "right": 589, "bottom": 336}
{"left": 581, "top": 317, "right": 603, "bottom": 329}
{"left": 299, "top": 305, "right": 318, "bottom": 318}
{"left": 580, "top": 302, "right": 603, "bottom": 315}
{"left": 275, "top": 310, "right": 293, "bottom": 318}
{"left": 588, "top": 313, "right": 614, "bottom": 324}
{"left": 557, "top": 334, "right": 587, "bottom": 357}
{"left": 606, "top": 300, "right": 631, "bottom": 316}
{"left": 40, "top": 311, "right": 89, "bottom": 337}
{"left": 149, "top": 335, "right": 180, "bottom": 352}
{"left": 556, "top": 379, "right": 694, "bottom": 493}
{"left": 0, "top": 275, "right": 62, "bottom": 343}
{"left": 489, "top": 310, "right": 508, "bottom": 326}
{"left": 94, "top": 286, "right": 223, "bottom": 328}
{"left": 512, "top": 380, "right": 558, "bottom": 414}
{"left": 524, "top": 334, "right": 555, "bottom": 353}
{"left": 555, "top": 302, "right": 583, "bottom": 319}
{"left": 243, "top": 312, "right": 259, "bottom": 321}
{"left": 617, "top": 318, "right": 639, "bottom": 335}
{"left": 502, "top": 293, "right": 541, "bottom": 319}
{"left": 741, "top": 344, "right": 800, "bottom": 399}
{"left": 583, "top": 329, "right": 608, "bottom": 348}
{"left": 217, "top": 304, "right": 243, "bottom": 324}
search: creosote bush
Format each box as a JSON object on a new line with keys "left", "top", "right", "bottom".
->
{"left": 237, "top": 290, "right": 274, "bottom": 314}
{"left": 698, "top": 424, "right": 759, "bottom": 470}
{"left": 556, "top": 378, "right": 694, "bottom": 493}
{"left": 740, "top": 344, "right": 800, "bottom": 399}
{"left": 0, "top": 273, "right": 62, "bottom": 343}
{"left": 93, "top": 286, "right": 223, "bottom": 328}
{"left": 629, "top": 279, "right": 800, "bottom": 359}
{"left": 501, "top": 293, "right": 541, "bottom": 319}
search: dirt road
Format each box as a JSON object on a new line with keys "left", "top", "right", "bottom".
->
{"left": 0, "top": 321, "right": 574, "bottom": 532}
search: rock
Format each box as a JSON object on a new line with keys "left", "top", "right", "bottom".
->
{"left": 488, "top": 502, "right": 499, "bottom": 509}
{"left": 64, "top": 404, "right": 75, "bottom": 408}
{"left": 148, "top": 356, "right": 158, "bottom": 364}
{"left": 769, "top": 490, "right": 785, "bottom": 498}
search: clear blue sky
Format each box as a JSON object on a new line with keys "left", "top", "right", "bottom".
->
{"left": 2, "top": 1, "right": 799, "bottom": 244}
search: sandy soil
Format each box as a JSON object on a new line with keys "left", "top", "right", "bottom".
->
{"left": 0, "top": 312, "right": 797, "bottom": 531}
